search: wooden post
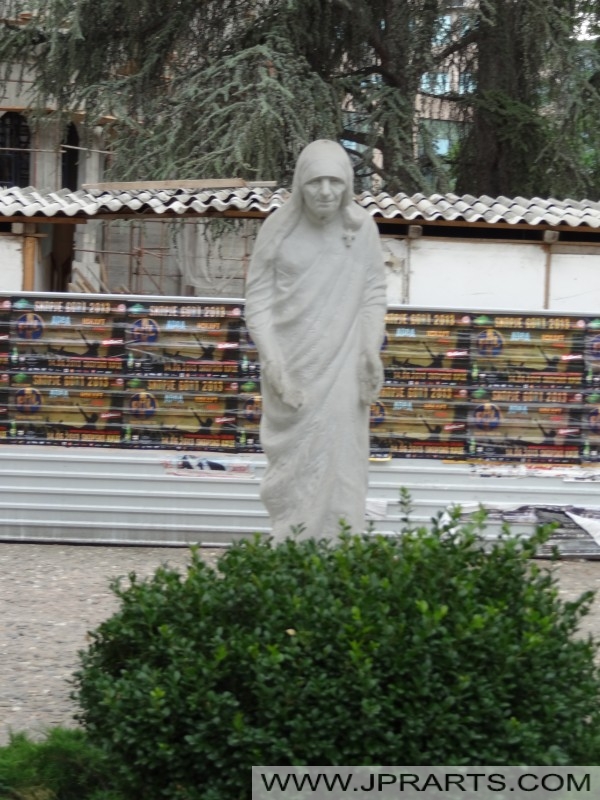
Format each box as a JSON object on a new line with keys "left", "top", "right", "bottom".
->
{"left": 542, "top": 230, "right": 559, "bottom": 310}
{"left": 22, "top": 236, "right": 36, "bottom": 291}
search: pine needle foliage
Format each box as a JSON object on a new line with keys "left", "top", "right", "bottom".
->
{"left": 0, "top": 0, "right": 599, "bottom": 196}
{"left": 454, "top": 0, "right": 600, "bottom": 198}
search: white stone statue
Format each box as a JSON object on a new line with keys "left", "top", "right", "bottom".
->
{"left": 245, "top": 139, "right": 387, "bottom": 541}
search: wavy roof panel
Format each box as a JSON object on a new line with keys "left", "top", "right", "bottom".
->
{"left": 1, "top": 185, "right": 600, "bottom": 229}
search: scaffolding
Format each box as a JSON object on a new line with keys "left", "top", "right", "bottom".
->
{"left": 70, "top": 217, "right": 259, "bottom": 297}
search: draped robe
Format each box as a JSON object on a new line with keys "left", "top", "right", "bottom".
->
{"left": 245, "top": 140, "right": 387, "bottom": 542}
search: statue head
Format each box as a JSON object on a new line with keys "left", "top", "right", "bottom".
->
{"left": 250, "top": 139, "right": 366, "bottom": 265}
{"left": 292, "top": 139, "right": 355, "bottom": 224}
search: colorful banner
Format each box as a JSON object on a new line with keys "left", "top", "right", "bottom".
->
{"left": 382, "top": 310, "right": 471, "bottom": 385}
{"left": 237, "top": 381, "right": 262, "bottom": 452}
{"left": 125, "top": 300, "right": 241, "bottom": 378}
{"left": 371, "top": 385, "right": 467, "bottom": 459}
{"left": 0, "top": 294, "right": 597, "bottom": 464}
{"left": 467, "top": 388, "right": 582, "bottom": 463}
{"left": 9, "top": 371, "right": 123, "bottom": 446}
{"left": 582, "top": 390, "right": 600, "bottom": 462}
{"left": 121, "top": 376, "right": 237, "bottom": 450}
{"left": 9, "top": 299, "right": 126, "bottom": 374}
{"left": 585, "top": 319, "right": 600, "bottom": 387}
{"left": 470, "top": 313, "right": 585, "bottom": 388}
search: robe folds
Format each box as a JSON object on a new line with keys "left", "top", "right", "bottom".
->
{"left": 245, "top": 207, "right": 387, "bottom": 542}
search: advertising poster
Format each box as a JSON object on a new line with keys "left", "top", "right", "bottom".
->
{"left": 238, "top": 328, "right": 261, "bottom": 382}
{"left": 7, "top": 371, "right": 124, "bottom": 446}
{"left": 369, "top": 384, "right": 468, "bottom": 459}
{"left": 8, "top": 296, "right": 126, "bottom": 374}
{"left": 1, "top": 294, "right": 597, "bottom": 466}
{"left": 0, "top": 298, "right": 11, "bottom": 372}
{"left": 237, "top": 381, "right": 262, "bottom": 452}
{"left": 470, "top": 313, "right": 586, "bottom": 388}
{"left": 0, "top": 371, "right": 9, "bottom": 442}
{"left": 125, "top": 300, "right": 241, "bottom": 379}
{"left": 584, "top": 319, "right": 600, "bottom": 387}
{"left": 121, "top": 376, "right": 238, "bottom": 450}
{"left": 582, "top": 391, "right": 600, "bottom": 462}
{"left": 382, "top": 310, "right": 471, "bottom": 386}
{"left": 468, "top": 388, "right": 582, "bottom": 463}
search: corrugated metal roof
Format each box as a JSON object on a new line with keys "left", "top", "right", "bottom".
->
{"left": 2, "top": 184, "right": 600, "bottom": 229}
{"left": 0, "top": 185, "right": 290, "bottom": 219}
{"left": 357, "top": 191, "right": 600, "bottom": 228}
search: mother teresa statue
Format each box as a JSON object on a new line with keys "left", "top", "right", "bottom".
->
{"left": 245, "top": 139, "right": 387, "bottom": 542}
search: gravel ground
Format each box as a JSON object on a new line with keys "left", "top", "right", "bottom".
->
{"left": 2, "top": 543, "right": 600, "bottom": 747}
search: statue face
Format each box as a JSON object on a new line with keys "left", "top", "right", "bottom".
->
{"left": 301, "top": 175, "right": 346, "bottom": 223}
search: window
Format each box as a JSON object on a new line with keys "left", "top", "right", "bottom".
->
{"left": 433, "top": 15, "right": 452, "bottom": 46}
{"left": 418, "top": 119, "right": 463, "bottom": 161}
{"left": 458, "top": 71, "right": 476, "bottom": 94}
{"left": 420, "top": 72, "right": 450, "bottom": 95}
{"left": 61, "top": 122, "right": 80, "bottom": 190}
{"left": 0, "top": 112, "right": 31, "bottom": 187}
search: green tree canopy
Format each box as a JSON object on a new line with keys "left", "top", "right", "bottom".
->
{"left": 1, "top": 0, "right": 600, "bottom": 197}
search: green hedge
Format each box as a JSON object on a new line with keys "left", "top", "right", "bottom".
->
{"left": 0, "top": 727, "right": 122, "bottom": 799}
{"left": 73, "top": 508, "right": 600, "bottom": 799}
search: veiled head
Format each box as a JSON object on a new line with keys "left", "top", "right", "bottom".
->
{"left": 292, "top": 139, "right": 355, "bottom": 213}
{"left": 249, "top": 139, "right": 365, "bottom": 265}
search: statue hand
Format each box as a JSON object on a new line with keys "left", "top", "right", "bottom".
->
{"left": 263, "top": 359, "right": 304, "bottom": 410}
{"left": 280, "top": 380, "right": 304, "bottom": 410}
{"left": 359, "top": 351, "right": 384, "bottom": 406}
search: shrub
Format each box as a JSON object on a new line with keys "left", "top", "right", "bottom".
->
{"left": 73, "top": 507, "right": 600, "bottom": 800}
{"left": 0, "top": 726, "right": 123, "bottom": 799}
